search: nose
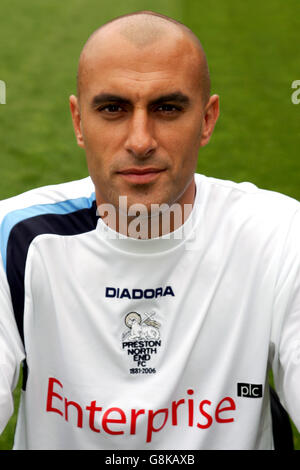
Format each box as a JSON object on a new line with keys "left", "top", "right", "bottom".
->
{"left": 124, "top": 109, "right": 157, "bottom": 158}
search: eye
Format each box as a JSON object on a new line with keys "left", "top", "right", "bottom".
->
{"left": 156, "top": 104, "right": 182, "bottom": 113}
{"left": 98, "top": 104, "right": 124, "bottom": 114}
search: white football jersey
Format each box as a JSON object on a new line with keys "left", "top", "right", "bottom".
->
{"left": 0, "top": 173, "right": 299, "bottom": 449}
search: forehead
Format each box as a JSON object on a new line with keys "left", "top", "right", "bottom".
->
{"left": 79, "top": 28, "right": 202, "bottom": 102}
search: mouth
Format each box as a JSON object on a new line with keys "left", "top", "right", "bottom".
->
{"left": 116, "top": 167, "right": 166, "bottom": 184}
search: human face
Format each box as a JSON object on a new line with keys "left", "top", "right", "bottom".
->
{"left": 70, "top": 31, "right": 219, "bottom": 215}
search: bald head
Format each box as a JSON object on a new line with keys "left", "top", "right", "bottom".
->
{"left": 76, "top": 11, "right": 210, "bottom": 104}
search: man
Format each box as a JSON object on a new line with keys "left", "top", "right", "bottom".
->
{"left": 0, "top": 10, "right": 299, "bottom": 450}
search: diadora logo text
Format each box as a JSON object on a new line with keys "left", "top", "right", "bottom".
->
{"left": 105, "top": 285, "right": 175, "bottom": 299}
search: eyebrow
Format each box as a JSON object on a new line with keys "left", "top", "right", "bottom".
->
{"left": 91, "top": 91, "right": 191, "bottom": 109}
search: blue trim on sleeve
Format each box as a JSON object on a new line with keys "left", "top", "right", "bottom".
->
{"left": 0, "top": 192, "right": 96, "bottom": 271}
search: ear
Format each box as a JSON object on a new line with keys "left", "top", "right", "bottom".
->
{"left": 199, "top": 94, "right": 220, "bottom": 148}
{"left": 69, "top": 94, "right": 85, "bottom": 148}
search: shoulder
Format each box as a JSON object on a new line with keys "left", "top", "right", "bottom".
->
{"left": 195, "top": 173, "right": 300, "bottom": 221}
{"left": 0, "top": 177, "right": 95, "bottom": 220}
{"left": 194, "top": 173, "right": 300, "bottom": 256}
{"left": 0, "top": 177, "right": 96, "bottom": 271}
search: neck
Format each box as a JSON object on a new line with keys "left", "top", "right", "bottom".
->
{"left": 96, "top": 179, "right": 196, "bottom": 239}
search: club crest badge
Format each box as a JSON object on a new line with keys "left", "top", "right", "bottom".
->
{"left": 123, "top": 311, "right": 160, "bottom": 341}
{"left": 121, "top": 311, "right": 162, "bottom": 375}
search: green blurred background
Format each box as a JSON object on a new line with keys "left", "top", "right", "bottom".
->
{"left": 0, "top": 0, "right": 299, "bottom": 450}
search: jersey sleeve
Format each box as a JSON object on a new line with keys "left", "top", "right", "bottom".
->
{"left": 0, "top": 236, "right": 25, "bottom": 434}
{"left": 271, "top": 208, "right": 300, "bottom": 431}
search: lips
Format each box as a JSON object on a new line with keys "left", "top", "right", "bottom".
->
{"left": 117, "top": 167, "right": 165, "bottom": 184}
{"left": 119, "top": 167, "right": 163, "bottom": 175}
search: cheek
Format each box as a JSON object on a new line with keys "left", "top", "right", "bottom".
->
{"left": 83, "top": 119, "right": 126, "bottom": 164}
{"left": 81, "top": 124, "right": 113, "bottom": 172}
{"left": 82, "top": 121, "right": 103, "bottom": 152}
{"left": 167, "top": 133, "right": 201, "bottom": 172}
{"left": 179, "top": 123, "right": 203, "bottom": 167}
{"left": 160, "top": 116, "right": 202, "bottom": 154}
{"left": 81, "top": 110, "right": 109, "bottom": 148}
